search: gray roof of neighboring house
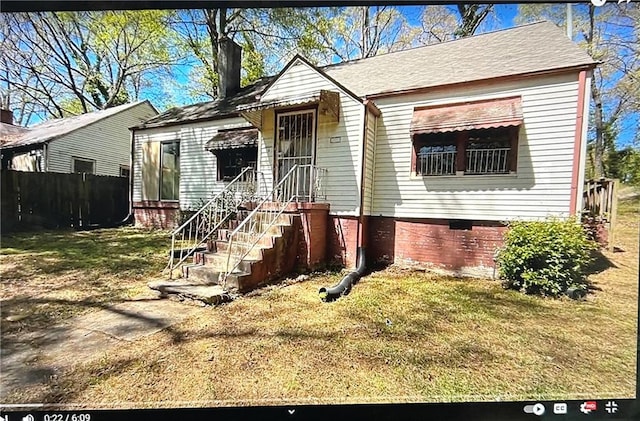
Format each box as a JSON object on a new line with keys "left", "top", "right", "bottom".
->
{"left": 0, "top": 123, "right": 31, "bottom": 144}
{"left": 0, "top": 100, "right": 156, "bottom": 150}
{"left": 136, "top": 21, "right": 597, "bottom": 130}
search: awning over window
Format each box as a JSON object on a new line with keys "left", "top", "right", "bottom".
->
{"left": 205, "top": 128, "right": 258, "bottom": 151}
{"left": 410, "top": 96, "right": 523, "bottom": 135}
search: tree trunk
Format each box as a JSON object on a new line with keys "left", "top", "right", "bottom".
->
{"left": 587, "top": 5, "right": 605, "bottom": 178}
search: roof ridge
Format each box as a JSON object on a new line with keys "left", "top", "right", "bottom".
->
{"left": 29, "top": 100, "right": 148, "bottom": 129}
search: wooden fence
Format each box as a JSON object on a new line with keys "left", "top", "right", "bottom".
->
{"left": 1, "top": 170, "right": 129, "bottom": 232}
{"left": 582, "top": 178, "right": 618, "bottom": 250}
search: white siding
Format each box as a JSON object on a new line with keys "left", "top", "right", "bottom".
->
{"left": 257, "top": 109, "right": 275, "bottom": 195}
{"left": 362, "top": 110, "right": 377, "bottom": 215}
{"left": 371, "top": 73, "right": 583, "bottom": 221}
{"left": 132, "top": 117, "right": 251, "bottom": 209}
{"left": 47, "top": 103, "right": 157, "bottom": 176}
{"left": 260, "top": 59, "right": 365, "bottom": 215}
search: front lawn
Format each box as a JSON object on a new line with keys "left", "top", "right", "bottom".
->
{"left": 1, "top": 228, "right": 170, "bottom": 336}
{"left": 1, "top": 199, "right": 637, "bottom": 407}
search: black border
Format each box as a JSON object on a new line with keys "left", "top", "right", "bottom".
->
{"left": 0, "top": 1, "right": 604, "bottom": 13}
{"left": 1, "top": 1, "right": 638, "bottom": 420}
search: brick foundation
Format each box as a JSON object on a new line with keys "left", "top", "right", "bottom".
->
{"left": 368, "top": 217, "right": 506, "bottom": 276}
{"left": 326, "top": 215, "right": 360, "bottom": 268}
{"left": 288, "top": 203, "right": 330, "bottom": 270}
{"left": 133, "top": 201, "right": 180, "bottom": 229}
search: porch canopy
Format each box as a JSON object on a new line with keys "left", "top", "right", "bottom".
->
{"left": 410, "top": 96, "right": 523, "bottom": 135}
{"left": 205, "top": 127, "right": 258, "bottom": 151}
{"left": 238, "top": 90, "right": 340, "bottom": 129}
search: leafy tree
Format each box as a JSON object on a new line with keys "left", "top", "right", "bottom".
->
{"left": 606, "top": 146, "right": 640, "bottom": 185}
{"left": 0, "top": 10, "right": 177, "bottom": 124}
{"left": 171, "top": 8, "right": 338, "bottom": 101}
{"left": 414, "top": 5, "right": 460, "bottom": 45}
{"left": 318, "top": 6, "right": 416, "bottom": 60}
{"left": 516, "top": 3, "right": 639, "bottom": 179}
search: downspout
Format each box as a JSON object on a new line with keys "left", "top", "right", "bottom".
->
{"left": 123, "top": 127, "right": 136, "bottom": 225}
{"left": 319, "top": 246, "right": 366, "bottom": 301}
{"left": 43, "top": 143, "right": 48, "bottom": 172}
{"left": 319, "top": 102, "right": 371, "bottom": 301}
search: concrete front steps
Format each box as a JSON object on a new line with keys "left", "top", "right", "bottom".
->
{"left": 149, "top": 212, "right": 300, "bottom": 305}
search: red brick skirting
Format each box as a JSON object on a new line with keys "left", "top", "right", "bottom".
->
{"left": 133, "top": 201, "right": 180, "bottom": 229}
{"left": 367, "top": 217, "right": 507, "bottom": 275}
{"left": 326, "top": 215, "right": 360, "bottom": 268}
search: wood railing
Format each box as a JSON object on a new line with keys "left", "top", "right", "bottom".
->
{"left": 583, "top": 178, "right": 619, "bottom": 250}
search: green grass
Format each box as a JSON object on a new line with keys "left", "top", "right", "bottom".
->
{"left": 1, "top": 200, "right": 637, "bottom": 407}
{"left": 1, "top": 227, "right": 170, "bottom": 335}
{"left": 618, "top": 193, "right": 639, "bottom": 216}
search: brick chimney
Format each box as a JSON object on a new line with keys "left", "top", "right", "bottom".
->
{"left": 1, "top": 109, "right": 13, "bottom": 125}
{"left": 217, "top": 37, "right": 242, "bottom": 99}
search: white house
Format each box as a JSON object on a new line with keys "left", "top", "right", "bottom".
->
{"left": 131, "top": 22, "right": 596, "bottom": 281}
{"left": 0, "top": 101, "right": 158, "bottom": 177}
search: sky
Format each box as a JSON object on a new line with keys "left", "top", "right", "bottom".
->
{"left": 13, "top": 4, "right": 636, "bottom": 149}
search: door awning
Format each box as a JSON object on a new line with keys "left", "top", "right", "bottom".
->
{"left": 410, "top": 96, "right": 523, "bottom": 135}
{"left": 238, "top": 90, "right": 340, "bottom": 128}
{"left": 205, "top": 128, "right": 258, "bottom": 151}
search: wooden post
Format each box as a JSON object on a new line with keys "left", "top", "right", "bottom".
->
{"left": 608, "top": 179, "right": 619, "bottom": 251}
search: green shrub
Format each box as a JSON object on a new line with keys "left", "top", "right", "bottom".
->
{"left": 496, "top": 218, "right": 597, "bottom": 297}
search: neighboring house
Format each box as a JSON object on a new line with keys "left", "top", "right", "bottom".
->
{"left": 0, "top": 101, "right": 158, "bottom": 176}
{"left": 132, "top": 22, "right": 596, "bottom": 278}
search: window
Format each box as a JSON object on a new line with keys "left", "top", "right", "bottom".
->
{"left": 119, "top": 165, "right": 130, "bottom": 178}
{"left": 465, "top": 128, "right": 514, "bottom": 175}
{"left": 160, "top": 141, "right": 180, "bottom": 201}
{"left": 73, "top": 157, "right": 95, "bottom": 174}
{"left": 415, "top": 132, "right": 457, "bottom": 176}
{"left": 413, "top": 127, "right": 518, "bottom": 176}
{"left": 215, "top": 147, "right": 257, "bottom": 181}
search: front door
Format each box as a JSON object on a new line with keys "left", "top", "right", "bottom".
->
{"left": 275, "top": 109, "right": 316, "bottom": 201}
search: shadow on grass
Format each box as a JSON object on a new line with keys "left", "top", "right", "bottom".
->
{"left": 2, "top": 355, "right": 140, "bottom": 406}
{"left": 586, "top": 249, "right": 617, "bottom": 276}
{"left": 1, "top": 228, "right": 170, "bottom": 277}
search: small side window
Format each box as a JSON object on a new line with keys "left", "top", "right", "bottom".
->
{"left": 73, "top": 157, "right": 95, "bottom": 174}
{"left": 120, "top": 165, "right": 130, "bottom": 178}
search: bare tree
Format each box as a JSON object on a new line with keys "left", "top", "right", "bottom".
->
{"left": 455, "top": 4, "right": 494, "bottom": 38}
{"left": 0, "top": 11, "right": 176, "bottom": 124}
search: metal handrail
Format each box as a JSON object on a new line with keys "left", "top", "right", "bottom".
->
{"left": 166, "top": 166, "right": 257, "bottom": 279}
{"left": 221, "top": 164, "right": 302, "bottom": 286}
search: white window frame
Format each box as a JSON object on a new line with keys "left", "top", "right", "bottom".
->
{"left": 72, "top": 157, "right": 96, "bottom": 174}
{"left": 119, "top": 165, "right": 130, "bottom": 178}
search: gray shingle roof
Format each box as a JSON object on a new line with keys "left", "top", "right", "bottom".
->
{"left": 323, "top": 21, "right": 596, "bottom": 97}
{"left": 1, "top": 101, "right": 156, "bottom": 150}
{"left": 134, "top": 77, "right": 272, "bottom": 129}
{"left": 137, "top": 21, "right": 596, "bottom": 130}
